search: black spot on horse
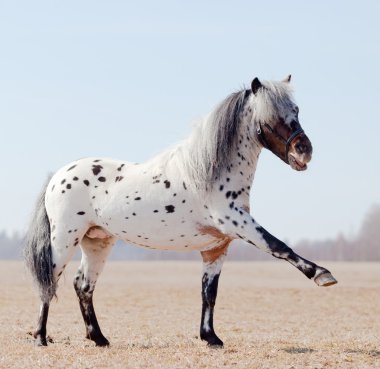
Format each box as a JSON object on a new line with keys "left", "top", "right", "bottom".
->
{"left": 98, "top": 177, "right": 106, "bottom": 182}
{"left": 164, "top": 180, "right": 171, "bottom": 188}
{"left": 67, "top": 165, "right": 77, "bottom": 171}
{"left": 117, "top": 163, "right": 125, "bottom": 171}
{"left": 92, "top": 165, "right": 103, "bottom": 175}
{"left": 183, "top": 182, "right": 187, "bottom": 190}
{"left": 93, "top": 159, "right": 101, "bottom": 163}
{"left": 165, "top": 205, "right": 175, "bottom": 213}
{"left": 61, "top": 179, "right": 66, "bottom": 185}
{"left": 83, "top": 180, "right": 90, "bottom": 186}
{"left": 153, "top": 210, "right": 159, "bottom": 213}
{"left": 232, "top": 220, "right": 239, "bottom": 227}
{"left": 77, "top": 211, "right": 85, "bottom": 215}
{"left": 226, "top": 191, "right": 231, "bottom": 199}
{"left": 66, "top": 184, "right": 71, "bottom": 189}
{"left": 219, "top": 185, "right": 224, "bottom": 191}
{"left": 229, "top": 202, "right": 234, "bottom": 209}
{"left": 135, "top": 197, "right": 141, "bottom": 200}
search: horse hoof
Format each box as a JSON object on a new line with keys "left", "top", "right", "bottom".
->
{"left": 35, "top": 336, "right": 48, "bottom": 346}
{"left": 314, "top": 272, "right": 337, "bottom": 287}
{"left": 95, "top": 337, "right": 110, "bottom": 347}
{"left": 207, "top": 337, "right": 224, "bottom": 348}
{"left": 208, "top": 341, "right": 224, "bottom": 348}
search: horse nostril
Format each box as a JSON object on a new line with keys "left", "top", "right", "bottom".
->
{"left": 295, "top": 143, "right": 308, "bottom": 154}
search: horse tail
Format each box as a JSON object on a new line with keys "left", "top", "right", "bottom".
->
{"left": 24, "top": 177, "right": 56, "bottom": 302}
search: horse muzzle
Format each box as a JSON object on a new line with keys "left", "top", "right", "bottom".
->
{"left": 288, "top": 134, "right": 313, "bottom": 171}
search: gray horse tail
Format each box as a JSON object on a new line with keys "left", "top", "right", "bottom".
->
{"left": 24, "top": 177, "right": 56, "bottom": 302}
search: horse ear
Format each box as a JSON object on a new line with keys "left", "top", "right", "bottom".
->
{"left": 251, "top": 77, "right": 262, "bottom": 94}
{"left": 283, "top": 74, "right": 291, "bottom": 83}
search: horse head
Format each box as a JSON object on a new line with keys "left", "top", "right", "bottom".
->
{"left": 251, "top": 75, "right": 313, "bottom": 171}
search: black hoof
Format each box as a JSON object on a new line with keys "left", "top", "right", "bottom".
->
{"left": 200, "top": 332, "right": 224, "bottom": 347}
{"left": 94, "top": 336, "right": 110, "bottom": 347}
{"left": 34, "top": 335, "right": 48, "bottom": 347}
{"left": 207, "top": 337, "right": 224, "bottom": 348}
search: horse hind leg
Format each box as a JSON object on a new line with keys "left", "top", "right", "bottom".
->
{"left": 33, "top": 228, "right": 83, "bottom": 346}
{"left": 73, "top": 235, "right": 115, "bottom": 347}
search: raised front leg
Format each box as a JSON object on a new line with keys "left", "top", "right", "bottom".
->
{"left": 199, "top": 242, "right": 230, "bottom": 347}
{"left": 217, "top": 208, "right": 337, "bottom": 286}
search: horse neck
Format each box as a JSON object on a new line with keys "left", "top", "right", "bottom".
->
{"left": 218, "top": 99, "right": 262, "bottom": 190}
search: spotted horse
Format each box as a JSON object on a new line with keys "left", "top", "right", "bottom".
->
{"left": 24, "top": 75, "right": 337, "bottom": 348}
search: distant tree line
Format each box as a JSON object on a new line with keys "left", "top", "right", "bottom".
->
{"left": 294, "top": 204, "right": 380, "bottom": 261}
{"left": 1, "top": 204, "right": 379, "bottom": 261}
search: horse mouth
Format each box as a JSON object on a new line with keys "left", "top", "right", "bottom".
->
{"left": 289, "top": 154, "right": 308, "bottom": 171}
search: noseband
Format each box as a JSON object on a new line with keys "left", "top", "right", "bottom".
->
{"left": 256, "top": 122, "right": 304, "bottom": 164}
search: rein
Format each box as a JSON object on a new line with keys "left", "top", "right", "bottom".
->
{"left": 256, "top": 122, "right": 304, "bottom": 164}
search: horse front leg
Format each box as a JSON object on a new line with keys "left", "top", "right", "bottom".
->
{"left": 199, "top": 241, "right": 230, "bottom": 347}
{"left": 219, "top": 208, "right": 337, "bottom": 286}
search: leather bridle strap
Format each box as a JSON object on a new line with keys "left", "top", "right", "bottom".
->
{"left": 285, "top": 127, "right": 304, "bottom": 159}
{"left": 256, "top": 122, "right": 304, "bottom": 164}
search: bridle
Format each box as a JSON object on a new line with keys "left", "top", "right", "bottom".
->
{"left": 256, "top": 122, "right": 304, "bottom": 164}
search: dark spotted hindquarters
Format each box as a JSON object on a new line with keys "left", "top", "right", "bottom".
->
{"left": 24, "top": 178, "right": 55, "bottom": 345}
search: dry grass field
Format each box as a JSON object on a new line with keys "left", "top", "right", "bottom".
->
{"left": 0, "top": 260, "right": 379, "bottom": 369}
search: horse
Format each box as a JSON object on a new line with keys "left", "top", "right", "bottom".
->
{"left": 24, "top": 75, "right": 337, "bottom": 348}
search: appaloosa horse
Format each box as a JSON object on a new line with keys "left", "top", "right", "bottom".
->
{"left": 24, "top": 75, "right": 337, "bottom": 347}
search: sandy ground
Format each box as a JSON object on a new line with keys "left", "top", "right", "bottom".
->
{"left": 0, "top": 260, "right": 379, "bottom": 369}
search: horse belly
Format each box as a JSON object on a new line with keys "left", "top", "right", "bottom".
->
{"left": 107, "top": 215, "right": 219, "bottom": 251}
{"left": 98, "top": 201, "right": 220, "bottom": 251}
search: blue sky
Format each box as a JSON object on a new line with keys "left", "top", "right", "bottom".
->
{"left": 0, "top": 0, "right": 379, "bottom": 244}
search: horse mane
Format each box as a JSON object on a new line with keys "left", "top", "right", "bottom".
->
{"left": 179, "top": 89, "right": 250, "bottom": 190}
{"left": 166, "top": 80, "right": 294, "bottom": 191}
